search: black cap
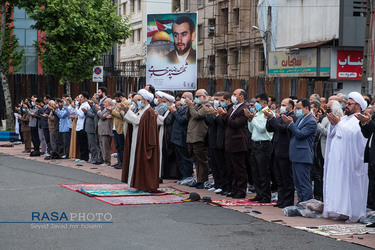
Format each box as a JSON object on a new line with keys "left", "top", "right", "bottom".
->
{"left": 184, "top": 192, "right": 201, "bottom": 201}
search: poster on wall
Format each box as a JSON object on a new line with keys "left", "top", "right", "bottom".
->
{"left": 146, "top": 13, "right": 197, "bottom": 91}
{"left": 337, "top": 50, "right": 363, "bottom": 79}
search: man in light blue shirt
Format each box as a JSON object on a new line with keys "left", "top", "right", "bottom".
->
{"left": 245, "top": 93, "right": 273, "bottom": 203}
{"left": 56, "top": 98, "right": 71, "bottom": 158}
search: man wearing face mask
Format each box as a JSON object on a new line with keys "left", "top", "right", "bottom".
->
{"left": 244, "top": 93, "right": 273, "bottom": 203}
{"left": 120, "top": 89, "right": 160, "bottom": 192}
{"left": 282, "top": 98, "right": 317, "bottom": 204}
{"left": 154, "top": 91, "right": 168, "bottom": 115}
{"left": 157, "top": 92, "right": 179, "bottom": 180}
{"left": 185, "top": 89, "right": 211, "bottom": 189}
{"left": 265, "top": 98, "right": 297, "bottom": 208}
{"left": 205, "top": 92, "right": 228, "bottom": 194}
{"left": 218, "top": 89, "right": 249, "bottom": 198}
{"left": 169, "top": 92, "right": 194, "bottom": 181}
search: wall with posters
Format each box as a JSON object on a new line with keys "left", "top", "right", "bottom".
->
{"left": 146, "top": 13, "right": 197, "bottom": 91}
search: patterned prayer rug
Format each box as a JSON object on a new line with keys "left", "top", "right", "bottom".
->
{"left": 59, "top": 183, "right": 187, "bottom": 196}
{"left": 211, "top": 199, "right": 277, "bottom": 207}
{"left": 94, "top": 195, "right": 185, "bottom": 206}
{"left": 296, "top": 224, "right": 375, "bottom": 236}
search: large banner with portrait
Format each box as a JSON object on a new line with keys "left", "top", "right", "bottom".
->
{"left": 146, "top": 13, "right": 197, "bottom": 91}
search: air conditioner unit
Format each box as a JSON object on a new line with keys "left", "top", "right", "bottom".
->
{"left": 208, "top": 26, "right": 215, "bottom": 34}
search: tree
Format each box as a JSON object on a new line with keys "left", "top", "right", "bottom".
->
{"left": 0, "top": 1, "right": 24, "bottom": 129}
{"left": 23, "top": 0, "right": 131, "bottom": 95}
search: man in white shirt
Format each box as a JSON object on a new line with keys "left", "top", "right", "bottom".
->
{"left": 75, "top": 92, "right": 90, "bottom": 162}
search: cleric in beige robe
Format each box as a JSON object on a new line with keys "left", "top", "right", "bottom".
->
{"left": 120, "top": 89, "right": 160, "bottom": 192}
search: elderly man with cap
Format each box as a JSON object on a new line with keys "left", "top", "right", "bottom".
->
{"left": 120, "top": 89, "right": 160, "bottom": 192}
{"left": 323, "top": 91, "right": 368, "bottom": 223}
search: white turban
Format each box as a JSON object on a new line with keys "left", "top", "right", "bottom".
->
{"left": 138, "top": 89, "right": 154, "bottom": 102}
{"left": 155, "top": 91, "right": 175, "bottom": 102}
{"left": 348, "top": 92, "right": 367, "bottom": 111}
{"left": 155, "top": 91, "right": 164, "bottom": 98}
{"left": 164, "top": 93, "right": 175, "bottom": 102}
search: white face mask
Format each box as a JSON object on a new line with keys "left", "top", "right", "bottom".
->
{"left": 213, "top": 100, "right": 220, "bottom": 108}
{"left": 280, "top": 106, "right": 287, "bottom": 114}
{"left": 128, "top": 98, "right": 132, "bottom": 103}
{"left": 231, "top": 96, "right": 238, "bottom": 105}
{"left": 154, "top": 98, "right": 159, "bottom": 105}
{"left": 180, "top": 98, "right": 186, "bottom": 105}
{"left": 75, "top": 101, "right": 79, "bottom": 106}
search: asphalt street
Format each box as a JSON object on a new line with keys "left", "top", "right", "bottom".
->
{"left": 0, "top": 153, "right": 369, "bottom": 250}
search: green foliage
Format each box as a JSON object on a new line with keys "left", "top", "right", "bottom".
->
{"left": 0, "top": 4, "right": 24, "bottom": 73}
{"left": 21, "top": 0, "right": 131, "bottom": 83}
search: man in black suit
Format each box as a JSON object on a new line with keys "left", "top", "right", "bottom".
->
{"left": 265, "top": 98, "right": 297, "bottom": 208}
{"left": 165, "top": 16, "right": 196, "bottom": 65}
{"left": 218, "top": 89, "right": 249, "bottom": 198}
{"left": 356, "top": 107, "right": 375, "bottom": 210}
{"left": 169, "top": 92, "right": 194, "bottom": 180}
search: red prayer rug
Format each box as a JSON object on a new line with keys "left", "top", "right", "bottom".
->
{"left": 94, "top": 195, "right": 185, "bottom": 206}
{"left": 59, "top": 183, "right": 187, "bottom": 197}
{"left": 211, "top": 199, "right": 277, "bottom": 207}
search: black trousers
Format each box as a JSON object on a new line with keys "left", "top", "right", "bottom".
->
{"left": 30, "top": 126, "right": 40, "bottom": 152}
{"left": 174, "top": 144, "right": 194, "bottom": 179}
{"left": 77, "top": 130, "right": 89, "bottom": 161}
{"left": 43, "top": 128, "right": 51, "bottom": 153}
{"left": 311, "top": 141, "right": 324, "bottom": 201}
{"left": 226, "top": 151, "right": 247, "bottom": 196}
{"left": 245, "top": 149, "right": 254, "bottom": 185}
{"left": 274, "top": 156, "right": 295, "bottom": 206}
{"left": 114, "top": 131, "right": 124, "bottom": 165}
{"left": 208, "top": 148, "right": 227, "bottom": 189}
{"left": 368, "top": 163, "right": 375, "bottom": 210}
{"left": 251, "top": 141, "right": 272, "bottom": 201}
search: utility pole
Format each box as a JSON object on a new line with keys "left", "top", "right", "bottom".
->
{"left": 372, "top": 0, "right": 375, "bottom": 94}
{"left": 362, "top": 0, "right": 371, "bottom": 94}
{"left": 266, "top": 6, "right": 272, "bottom": 77}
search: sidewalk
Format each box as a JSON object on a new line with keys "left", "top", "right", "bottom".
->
{"left": 1, "top": 143, "right": 374, "bottom": 249}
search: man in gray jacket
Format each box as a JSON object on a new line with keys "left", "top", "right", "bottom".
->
{"left": 83, "top": 96, "right": 102, "bottom": 165}
{"left": 186, "top": 89, "right": 210, "bottom": 189}
{"left": 97, "top": 98, "right": 114, "bottom": 167}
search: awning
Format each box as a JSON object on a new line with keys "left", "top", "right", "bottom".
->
{"left": 288, "top": 40, "right": 333, "bottom": 49}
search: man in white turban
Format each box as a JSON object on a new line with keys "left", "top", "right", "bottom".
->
{"left": 323, "top": 91, "right": 368, "bottom": 222}
{"left": 120, "top": 89, "right": 160, "bottom": 192}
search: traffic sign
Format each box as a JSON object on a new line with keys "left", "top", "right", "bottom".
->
{"left": 93, "top": 66, "right": 103, "bottom": 82}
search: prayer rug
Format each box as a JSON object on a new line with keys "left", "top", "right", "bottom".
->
{"left": 296, "top": 224, "right": 375, "bottom": 236}
{"left": 94, "top": 194, "right": 185, "bottom": 206}
{"left": 59, "top": 183, "right": 187, "bottom": 197}
{"left": 211, "top": 199, "right": 277, "bottom": 207}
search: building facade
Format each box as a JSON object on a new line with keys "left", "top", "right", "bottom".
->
{"left": 118, "top": 0, "right": 173, "bottom": 76}
{"left": 265, "top": 0, "right": 366, "bottom": 95}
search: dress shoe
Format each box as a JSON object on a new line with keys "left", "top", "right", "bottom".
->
{"left": 114, "top": 165, "right": 122, "bottom": 169}
{"left": 189, "top": 182, "right": 202, "bottom": 188}
{"left": 249, "top": 196, "right": 261, "bottom": 202}
{"left": 258, "top": 198, "right": 271, "bottom": 203}
{"left": 221, "top": 191, "right": 229, "bottom": 196}
{"left": 232, "top": 194, "right": 246, "bottom": 199}
{"left": 226, "top": 192, "right": 236, "bottom": 197}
